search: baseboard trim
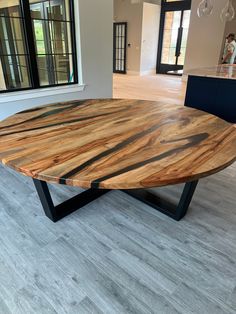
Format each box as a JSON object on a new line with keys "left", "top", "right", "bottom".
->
{"left": 127, "top": 69, "right": 157, "bottom": 76}
{"left": 140, "top": 69, "right": 156, "bottom": 76}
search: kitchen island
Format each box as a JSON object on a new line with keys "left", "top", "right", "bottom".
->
{"left": 185, "top": 65, "right": 236, "bottom": 123}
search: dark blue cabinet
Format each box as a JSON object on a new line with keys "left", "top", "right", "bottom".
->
{"left": 185, "top": 75, "right": 236, "bottom": 123}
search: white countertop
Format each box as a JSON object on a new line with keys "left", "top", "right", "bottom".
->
{"left": 187, "top": 65, "right": 236, "bottom": 80}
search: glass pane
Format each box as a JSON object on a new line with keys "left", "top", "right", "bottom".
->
{"left": 1, "top": 55, "right": 31, "bottom": 90}
{"left": 48, "top": 0, "right": 70, "bottom": 21}
{"left": 0, "top": 1, "right": 21, "bottom": 17}
{"left": 30, "top": 3, "right": 46, "bottom": 19}
{"left": 37, "top": 55, "right": 50, "bottom": 86}
{"left": 36, "top": 40, "right": 46, "bottom": 55}
{"left": 182, "top": 9, "right": 191, "bottom": 28}
{"left": 178, "top": 10, "right": 191, "bottom": 66}
{"left": 13, "top": 39, "right": 25, "bottom": 55}
{"left": 33, "top": 19, "right": 72, "bottom": 55}
{"left": 161, "top": 11, "right": 181, "bottom": 64}
{"left": 0, "top": 17, "right": 26, "bottom": 53}
{"left": 0, "top": 10, "right": 31, "bottom": 91}
{"left": 32, "top": 20, "right": 46, "bottom": 54}
{"left": 0, "top": 39, "right": 25, "bottom": 56}
{"left": 54, "top": 54, "right": 74, "bottom": 83}
{"left": 37, "top": 54, "right": 73, "bottom": 85}
{"left": 0, "top": 18, "right": 26, "bottom": 56}
{"left": 49, "top": 21, "right": 72, "bottom": 54}
{"left": 0, "top": 17, "right": 24, "bottom": 40}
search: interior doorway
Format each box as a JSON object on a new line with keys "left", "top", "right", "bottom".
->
{"left": 156, "top": 0, "right": 191, "bottom": 75}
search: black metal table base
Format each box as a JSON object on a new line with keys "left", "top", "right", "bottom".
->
{"left": 33, "top": 179, "right": 198, "bottom": 222}
{"left": 33, "top": 179, "right": 110, "bottom": 222}
{"left": 123, "top": 181, "right": 198, "bottom": 221}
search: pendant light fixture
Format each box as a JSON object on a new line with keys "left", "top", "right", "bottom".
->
{"left": 197, "top": 0, "right": 213, "bottom": 18}
{"left": 221, "top": 0, "right": 235, "bottom": 22}
{"left": 197, "top": 0, "right": 235, "bottom": 22}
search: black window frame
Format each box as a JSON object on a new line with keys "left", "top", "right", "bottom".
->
{"left": 156, "top": 0, "right": 192, "bottom": 75}
{"left": 0, "top": 0, "right": 78, "bottom": 94}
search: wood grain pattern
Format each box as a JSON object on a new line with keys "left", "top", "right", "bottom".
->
{"left": 0, "top": 99, "right": 236, "bottom": 189}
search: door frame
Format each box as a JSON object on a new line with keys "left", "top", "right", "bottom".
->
{"left": 156, "top": 0, "right": 191, "bottom": 75}
{"left": 113, "top": 22, "right": 127, "bottom": 74}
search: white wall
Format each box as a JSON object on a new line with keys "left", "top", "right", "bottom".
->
{"left": 140, "top": 2, "right": 160, "bottom": 75}
{"left": 0, "top": 0, "right": 113, "bottom": 120}
{"left": 114, "top": 0, "right": 143, "bottom": 73}
{"left": 114, "top": 0, "right": 160, "bottom": 74}
{"left": 184, "top": 0, "right": 228, "bottom": 73}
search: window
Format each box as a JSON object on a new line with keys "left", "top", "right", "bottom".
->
{"left": 0, "top": 0, "right": 77, "bottom": 93}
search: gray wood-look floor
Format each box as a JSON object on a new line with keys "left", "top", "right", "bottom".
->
{"left": 0, "top": 163, "right": 235, "bottom": 314}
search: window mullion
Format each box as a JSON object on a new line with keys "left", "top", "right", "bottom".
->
{"left": 20, "top": 0, "right": 40, "bottom": 88}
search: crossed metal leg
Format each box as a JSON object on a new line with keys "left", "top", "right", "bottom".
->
{"left": 33, "top": 179, "right": 198, "bottom": 223}
{"left": 123, "top": 181, "right": 198, "bottom": 221}
{"left": 33, "top": 179, "right": 110, "bottom": 222}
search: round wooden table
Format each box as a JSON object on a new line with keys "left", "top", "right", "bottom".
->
{"left": 0, "top": 99, "right": 236, "bottom": 222}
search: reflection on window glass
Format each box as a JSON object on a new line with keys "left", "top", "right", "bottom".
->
{"left": 30, "top": 0, "right": 75, "bottom": 86}
{"left": 0, "top": 2, "right": 31, "bottom": 91}
{"left": 2, "top": 55, "right": 31, "bottom": 89}
{"left": 33, "top": 20, "right": 46, "bottom": 54}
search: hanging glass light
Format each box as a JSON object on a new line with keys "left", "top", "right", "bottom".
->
{"left": 197, "top": 0, "right": 214, "bottom": 18}
{"left": 221, "top": 0, "right": 235, "bottom": 22}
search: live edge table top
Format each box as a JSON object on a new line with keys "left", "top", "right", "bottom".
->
{"left": 0, "top": 99, "right": 236, "bottom": 190}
